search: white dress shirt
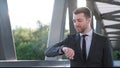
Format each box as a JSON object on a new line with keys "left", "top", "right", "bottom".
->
{"left": 80, "top": 30, "right": 93, "bottom": 58}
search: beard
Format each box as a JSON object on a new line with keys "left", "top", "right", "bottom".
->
{"left": 75, "top": 26, "right": 87, "bottom": 33}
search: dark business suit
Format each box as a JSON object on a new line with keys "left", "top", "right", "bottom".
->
{"left": 45, "top": 32, "right": 113, "bottom": 67}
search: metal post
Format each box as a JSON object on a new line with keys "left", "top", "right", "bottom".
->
{"left": 68, "top": 0, "right": 77, "bottom": 34}
{"left": 0, "top": 0, "right": 16, "bottom": 60}
{"left": 45, "top": 0, "right": 67, "bottom": 60}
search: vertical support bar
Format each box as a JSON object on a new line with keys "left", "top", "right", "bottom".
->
{"left": 68, "top": 0, "right": 77, "bottom": 34}
{"left": 86, "top": 0, "right": 105, "bottom": 34}
{"left": 0, "top": 0, "right": 16, "bottom": 60}
{"left": 86, "top": 1, "right": 94, "bottom": 31}
{"left": 45, "top": 0, "right": 67, "bottom": 60}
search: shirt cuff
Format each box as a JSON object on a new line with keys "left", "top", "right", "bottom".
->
{"left": 59, "top": 45, "right": 64, "bottom": 55}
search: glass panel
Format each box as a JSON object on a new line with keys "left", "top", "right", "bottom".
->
{"left": 7, "top": 0, "right": 54, "bottom": 60}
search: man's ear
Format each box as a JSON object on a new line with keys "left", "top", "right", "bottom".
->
{"left": 87, "top": 18, "right": 91, "bottom": 24}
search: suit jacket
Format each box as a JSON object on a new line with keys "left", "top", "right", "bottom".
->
{"left": 45, "top": 32, "right": 113, "bottom": 67}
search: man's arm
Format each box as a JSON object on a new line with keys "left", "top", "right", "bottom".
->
{"left": 44, "top": 34, "right": 76, "bottom": 58}
{"left": 44, "top": 44, "right": 64, "bottom": 57}
{"left": 44, "top": 35, "right": 70, "bottom": 57}
{"left": 45, "top": 43, "right": 75, "bottom": 60}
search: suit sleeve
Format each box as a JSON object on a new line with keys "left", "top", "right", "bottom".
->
{"left": 102, "top": 37, "right": 113, "bottom": 67}
{"left": 44, "top": 35, "right": 70, "bottom": 57}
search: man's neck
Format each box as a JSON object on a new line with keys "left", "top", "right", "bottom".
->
{"left": 82, "top": 26, "right": 92, "bottom": 35}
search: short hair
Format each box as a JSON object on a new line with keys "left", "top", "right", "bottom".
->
{"left": 73, "top": 7, "right": 92, "bottom": 18}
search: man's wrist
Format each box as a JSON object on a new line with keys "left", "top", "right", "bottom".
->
{"left": 59, "top": 46, "right": 64, "bottom": 54}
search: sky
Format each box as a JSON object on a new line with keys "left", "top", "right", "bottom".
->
{"left": 7, "top": 0, "right": 86, "bottom": 29}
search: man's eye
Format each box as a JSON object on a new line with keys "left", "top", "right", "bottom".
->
{"left": 77, "top": 19, "right": 82, "bottom": 22}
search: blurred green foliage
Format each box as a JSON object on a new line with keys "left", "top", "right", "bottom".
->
{"left": 13, "top": 21, "right": 49, "bottom": 60}
{"left": 113, "top": 50, "right": 120, "bottom": 60}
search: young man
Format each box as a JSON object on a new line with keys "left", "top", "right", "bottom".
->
{"left": 45, "top": 7, "right": 113, "bottom": 67}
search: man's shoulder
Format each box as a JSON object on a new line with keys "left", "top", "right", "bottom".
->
{"left": 93, "top": 32, "right": 107, "bottom": 39}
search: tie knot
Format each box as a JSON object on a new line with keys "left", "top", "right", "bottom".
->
{"left": 82, "top": 35, "right": 88, "bottom": 38}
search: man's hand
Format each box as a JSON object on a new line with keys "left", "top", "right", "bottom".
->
{"left": 62, "top": 47, "right": 75, "bottom": 60}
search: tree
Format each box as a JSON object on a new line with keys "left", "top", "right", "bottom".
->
{"left": 13, "top": 21, "right": 49, "bottom": 60}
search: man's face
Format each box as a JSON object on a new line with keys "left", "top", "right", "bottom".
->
{"left": 73, "top": 13, "right": 91, "bottom": 33}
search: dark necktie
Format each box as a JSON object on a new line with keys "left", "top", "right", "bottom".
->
{"left": 82, "top": 35, "right": 87, "bottom": 62}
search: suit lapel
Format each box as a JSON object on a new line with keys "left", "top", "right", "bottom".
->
{"left": 75, "top": 34, "right": 81, "bottom": 52}
{"left": 87, "top": 32, "right": 97, "bottom": 61}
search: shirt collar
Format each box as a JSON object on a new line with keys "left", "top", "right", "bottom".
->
{"left": 80, "top": 29, "right": 93, "bottom": 37}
